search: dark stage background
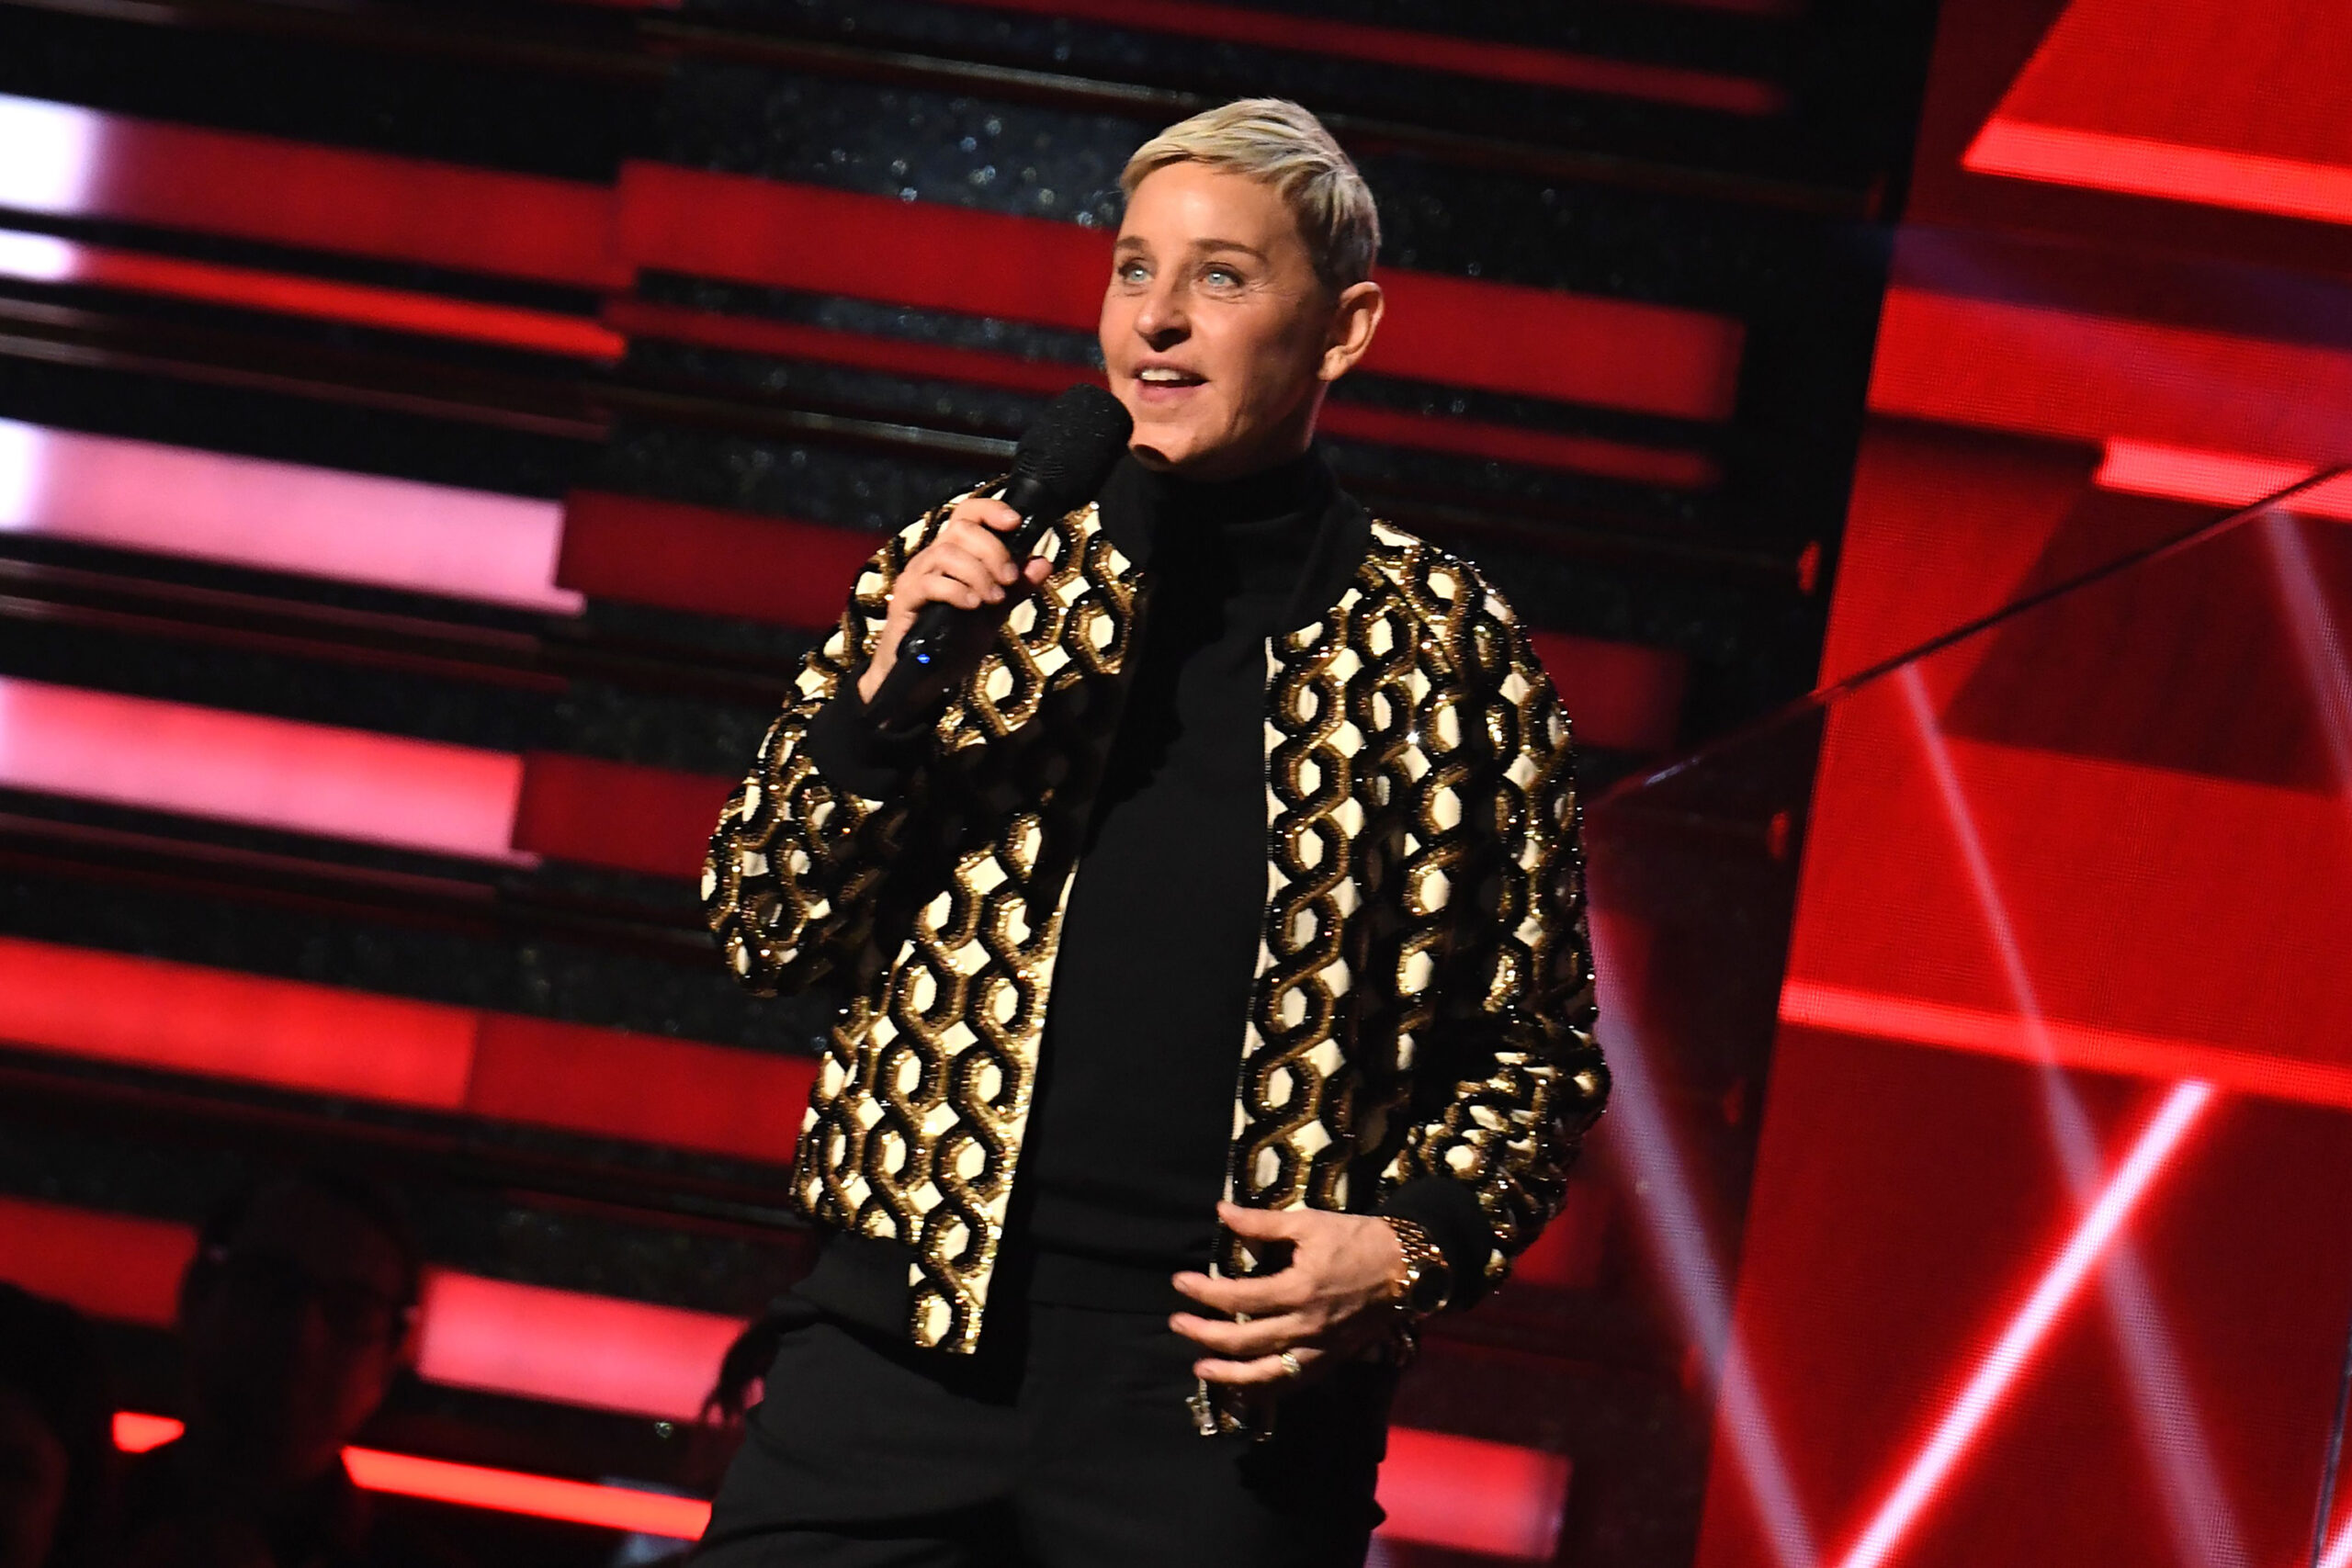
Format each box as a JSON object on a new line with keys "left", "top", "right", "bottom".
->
{"left": 6, "top": 0, "right": 2349, "bottom": 1564}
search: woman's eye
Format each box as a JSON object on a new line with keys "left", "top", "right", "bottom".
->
{"left": 1204, "top": 266, "right": 1241, "bottom": 288}
{"left": 1118, "top": 262, "right": 1149, "bottom": 284}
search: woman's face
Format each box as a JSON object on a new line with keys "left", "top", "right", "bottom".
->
{"left": 1100, "top": 161, "right": 1374, "bottom": 480}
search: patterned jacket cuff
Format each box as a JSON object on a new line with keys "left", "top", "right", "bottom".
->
{"left": 804, "top": 668, "right": 933, "bottom": 802}
{"left": 1380, "top": 1175, "right": 1498, "bottom": 1311}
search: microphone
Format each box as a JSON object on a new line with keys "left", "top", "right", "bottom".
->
{"left": 866, "top": 384, "right": 1134, "bottom": 726}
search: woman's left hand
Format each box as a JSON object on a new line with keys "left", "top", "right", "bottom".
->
{"left": 1170, "top": 1201, "right": 1405, "bottom": 1386}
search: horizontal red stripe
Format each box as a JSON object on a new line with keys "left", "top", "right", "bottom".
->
{"left": 0, "top": 1198, "right": 194, "bottom": 1327}
{"left": 933, "top": 0, "right": 1780, "bottom": 115}
{"left": 0, "top": 229, "right": 623, "bottom": 357}
{"left": 468, "top": 1011, "right": 814, "bottom": 1162}
{"left": 604, "top": 299, "right": 1720, "bottom": 487}
{"left": 0, "top": 677, "right": 529, "bottom": 861}
{"left": 1780, "top": 980, "right": 2352, "bottom": 1114}
{"left": 0, "top": 934, "right": 480, "bottom": 1109}
{"left": 0, "top": 94, "right": 622, "bottom": 288}
{"left": 111, "top": 1416, "right": 713, "bottom": 1539}
{"left": 1380, "top": 1426, "right": 1572, "bottom": 1559}
{"left": 1867, "top": 285, "right": 2352, "bottom": 463}
{"left": 416, "top": 1271, "right": 745, "bottom": 1421}
{"left": 558, "top": 489, "right": 878, "bottom": 630}
{"left": 1965, "top": 118, "right": 2352, "bottom": 227}
{"left": 2093, "top": 439, "right": 2352, "bottom": 521}
{"left": 1528, "top": 631, "right": 1688, "bottom": 754}
{"left": 0, "top": 935, "right": 815, "bottom": 1162}
{"left": 0, "top": 417, "right": 582, "bottom": 611}
{"left": 513, "top": 751, "right": 735, "bottom": 880}
{"left": 617, "top": 167, "right": 1743, "bottom": 419}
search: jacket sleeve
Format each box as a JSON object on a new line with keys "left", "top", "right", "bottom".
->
{"left": 1379, "top": 584, "right": 1610, "bottom": 1303}
{"left": 702, "top": 507, "right": 944, "bottom": 996}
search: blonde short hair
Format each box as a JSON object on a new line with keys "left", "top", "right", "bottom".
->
{"left": 1119, "top": 98, "right": 1381, "bottom": 291}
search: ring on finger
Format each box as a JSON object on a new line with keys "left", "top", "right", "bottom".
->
{"left": 1277, "top": 1350, "right": 1304, "bottom": 1381}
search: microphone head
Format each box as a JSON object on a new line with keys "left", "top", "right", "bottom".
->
{"left": 1007, "top": 385, "right": 1135, "bottom": 516}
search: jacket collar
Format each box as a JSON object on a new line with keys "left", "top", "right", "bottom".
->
{"left": 1091, "top": 446, "right": 1371, "bottom": 635}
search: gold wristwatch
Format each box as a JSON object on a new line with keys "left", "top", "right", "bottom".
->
{"left": 1382, "top": 1216, "right": 1453, "bottom": 1319}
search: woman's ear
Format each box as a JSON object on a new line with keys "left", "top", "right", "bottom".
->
{"left": 1318, "top": 280, "right": 1385, "bottom": 383}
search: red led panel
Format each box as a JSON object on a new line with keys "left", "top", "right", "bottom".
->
{"left": 1962, "top": 0, "right": 2352, "bottom": 226}
{"left": 0, "top": 230, "right": 622, "bottom": 357}
{"left": 0, "top": 677, "right": 529, "bottom": 861}
{"left": 1530, "top": 630, "right": 1689, "bottom": 754}
{"left": 931, "top": 0, "right": 1781, "bottom": 114}
{"left": 416, "top": 1272, "right": 746, "bottom": 1421}
{"left": 512, "top": 751, "right": 735, "bottom": 880}
{"left": 0, "top": 418, "right": 582, "bottom": 612}
{"left": 0, "top": 94, "right": 623, "bottom": 288}
{"left": 0, "top": 935, "right": 477, "bottom": 1110}
{"left": 1376, "top": 1426, "right": 1572, "bottom": 1559}
{"left": 602, "top": 299, "right": 1722, "bottom": 487}
{"left": 2093, "top": 438, "right": 2352, "bottom": 521}
{"left": 1867, "top": 285, "right": 2352, "bottom": 463}
{"left": 557, "top": 490, "right": 877, "bottom": 630}
{"left": 467, "top": 1013, "right": 814, "bottom": 1164}
{"left": 617, "top": 167, "right": 1745, "bottom": 419}
{"left": 0, "top": 935, "right": 812, "bottom": 1161}
{"left": 0, "top": 1195, "right": 192, "bottom": 1326}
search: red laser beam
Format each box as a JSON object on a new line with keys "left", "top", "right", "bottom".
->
{"left": 1827, "top": 1080, "right": 2218, "bottom": 1568}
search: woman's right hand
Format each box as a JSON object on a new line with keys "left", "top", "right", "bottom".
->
{"left": 857, "top": 495, "right": 1054, "bottom": 705}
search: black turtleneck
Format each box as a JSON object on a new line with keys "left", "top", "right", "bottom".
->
{"left": 1006, "top": 448, "right": 1333, "bottom": 1310}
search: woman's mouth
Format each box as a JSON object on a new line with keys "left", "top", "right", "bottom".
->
{"left": 1133, "top": 367, "right": 1207, "bottom": 403}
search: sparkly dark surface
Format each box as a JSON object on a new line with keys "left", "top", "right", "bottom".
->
{"left": 0, "top": 1, "right": 1946, "bottom": 1561}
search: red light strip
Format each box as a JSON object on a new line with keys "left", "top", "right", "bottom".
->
{"left": 602, "top": 299, "right": 1722, "bottom": 488}
{"left": 1779, "top": 978, "right": 2352, "bottom": 1114}
{"left": 927, "top": 0, "right": 1782, "bottom": 115}
{"left": 110, "top": 1416, "right": 716, "bottom": 1538}
{"left": 618, "top": 168, "right": 1744, "bottom": 420}
{"left": 1964, "top": 118, "right": 2352, "bottom": 229}
{"left": 0, "top": 417, "right": 583, "bottom": 611}
{"left": 1865, "top": 285, "right": 2352, "bottom": 461}
{"left": 1377, "top": 1427, "right": 1571, "bottom": 1559}
{"left": 1828, "top": 1080, "right": 2216, "bottom": 1568}
{"left": 0, "top": 935, "right": 819, "bottom": 1161}
{"left": 0, "top": 229, "right": 622, "bottom": 359}
{"left": 2092, "top": 438, "right": 2352, "bottom": 522}
{"left": 0, "top": 94, "right": 623, "bottom": 288}
{"left": 0, "top": 677, "right": 530, "bottom": 862}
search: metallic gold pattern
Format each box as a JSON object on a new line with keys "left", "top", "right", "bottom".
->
{"left": 707, "top": 498, "right": 1605, "bottom": 1352}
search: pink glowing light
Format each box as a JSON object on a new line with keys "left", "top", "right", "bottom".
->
{"left": 0, "top": 417, "right": 582, "bottom": 611}
{"left": 415, "top": 1273, "right": 747, "bottom": 1423}
{"left": 1374, "top": 1427, "right": 1571, "bottom": 1560}
{"left": 0, "top": 95, "right": 103, "bottom": 213}
{"left": 1830, "top": 1079, "right": 2217, "bottom": 1568}
{"left": 0, "top": 677, "right": 528, "bottom": 860}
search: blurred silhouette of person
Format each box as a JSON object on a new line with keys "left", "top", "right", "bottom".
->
{"left": 119, "top": 1168, "right": 460, "bottom": 1568}
{"left": 0, "top": 1284, "right": 115, "bottom": 1568}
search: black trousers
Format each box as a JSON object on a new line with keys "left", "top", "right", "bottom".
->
{"left": 693, "top": 1295, "right": 1393, "bottom": 1567}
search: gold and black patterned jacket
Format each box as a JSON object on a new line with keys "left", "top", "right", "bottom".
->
{"left": 704, "top": 479, "right": 1607, "bottom": 1355}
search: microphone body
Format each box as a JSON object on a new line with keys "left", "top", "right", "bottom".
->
{"left": 865, "top": 386, "right": 1132, "bottom": 727}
